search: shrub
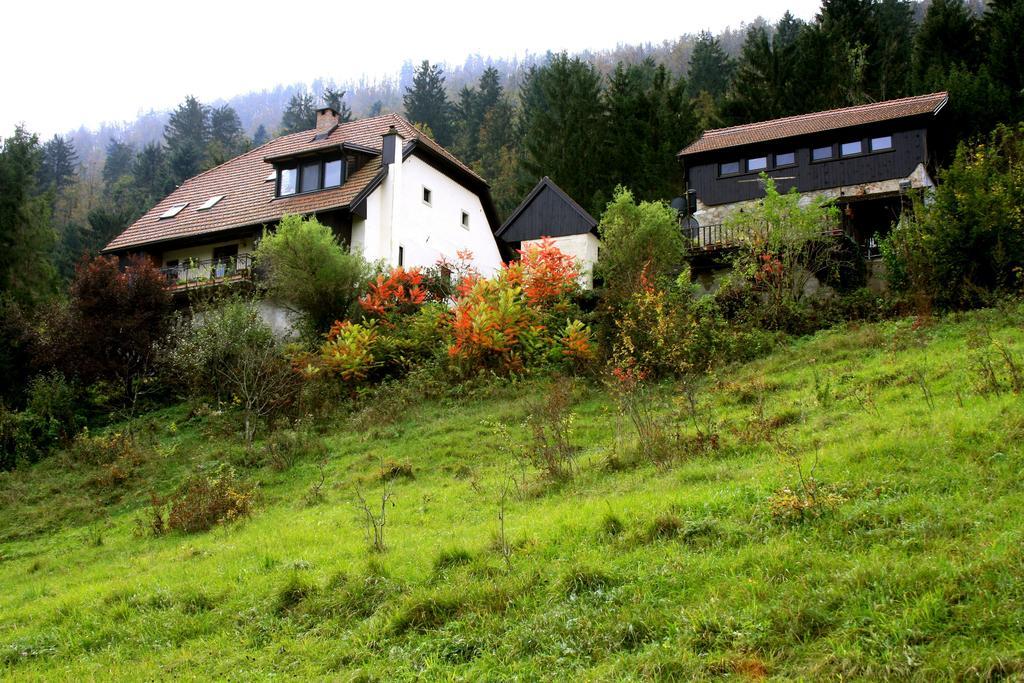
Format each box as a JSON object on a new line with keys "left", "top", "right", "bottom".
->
{"left": 25, "top": 370, "right": 83, "bottom": 445}
{"left": 166, "top": 464, "right": 254, "bottom": 533}
{"left": 38, "top": 255, "right": 170, "bottom": 400}
{"left": 262, "top": 424, "right": 326, "bottom": 471}
{"left": 595, "top": 186, "right": 686, "bottom": 304}
{"left": 884, "top": 124, "right": 1024, "bottom": 309}
{"left": 253, "top": 214, "right": 374, "bottom": 336}
{"left": 320, "top": 319, "right": 382, "bottom": 382}
{"left": 725, "top": 174, "right": 844, "bottom": 330}
{"left": 506, "top": 237, "right": 582, "bottom": 307}
{"left": 172, "top": 297, "right": 299, "bottom": 447}
{"left": 359, "top": 267, "right": 427, "bottom": 319}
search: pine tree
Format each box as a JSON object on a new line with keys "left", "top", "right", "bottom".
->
{"left": 368, "top": 100, "right": 384, "bottom": 117}
{"left": 132, "top": 142, "right": 170, "bottom": 203}
{"left": 519, "top": 53, "right": 606, "bottom": 214}
{"left": 165, "top": 95, "right": 210, "bottom": 185}
{"left": 727, "top": 15, "right": 806, "bottom": 123}
{"left": 209, "top": 105, "right": 247, "bottom": 161}
{"left": 403, "top": 60, "right": 455, "bottom": 145}
{"left": 984, "top": 0, "right": 1024, "bottom": 117}
{"left": 323, "top": 87, "right": 353, "bottom": 123}
{"left": 604, "top": 59, "right": 696, "bottom": 201}
{"left": 102, "top": 139, "right": 134, "bottom": 186}
{"left": 37, "top": 135, "right": 78, "bottom": 195}
{"left": 913, "top": 0, "right": 981, "bottom": 90}
{"left": 279, "top": 92, "right": 316, "bottom": 135}
{"left": 252, "top": 124, "right": 270, "bottom": 146}
{"left": 687, "top": 31, "right": 735, "bottom": 99}
{"left": 0, "top": 127, "right": 57, "bottom": 306}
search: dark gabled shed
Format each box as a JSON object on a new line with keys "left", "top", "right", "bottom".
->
{"left": 496, "top": 177, "right": 598, "bottom": 249}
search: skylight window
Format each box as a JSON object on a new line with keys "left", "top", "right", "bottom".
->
{"left": 160, "top": 203, "right": 188, "bottom": 218}
{"left": 198, "top": 195, "right": 225, "bottom": 211}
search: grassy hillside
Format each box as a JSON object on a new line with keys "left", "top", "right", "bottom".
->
{"left": 2, "top": 306, "right": 1024, "bottom": 680}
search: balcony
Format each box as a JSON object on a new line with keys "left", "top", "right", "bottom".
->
{"left": 684, "top": 222, "right": 848, "bottom": 255}
{"left": 159, "top": 254, "right": 254, "bottom": 292}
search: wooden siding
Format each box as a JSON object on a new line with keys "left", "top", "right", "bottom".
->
{"left": 685, "top": 124, "right": 931, "bottom": 207}
{"left": 499, "top": 184, "right": 596, "bottom": 243}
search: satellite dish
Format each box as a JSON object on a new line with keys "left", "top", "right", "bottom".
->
{"left": 670, "top": 196, "right": 687, "bottom": 213}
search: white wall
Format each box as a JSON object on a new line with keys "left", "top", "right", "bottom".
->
{"left": 355, "top": 153, "right": 503, "bottom": 276}
{"left": 523, "top": 233, "right": 600, "bottom": 289}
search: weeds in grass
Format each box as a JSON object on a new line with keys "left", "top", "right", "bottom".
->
{"left": 608, "top": 369, "right": 678, "bottom": 469}
{"left": 766, "top": 436, "right": 844, "bottom": 524}
{"left": 166, "top": 464, "right": 254, "bottom": 533}
{"left": 911, "top": 367, "right": 935, "bottom": 411}
{"left": 304, "top": 459, "right": 328, "bottom": 505}
{"left": 647, "top": 512, "right": 684, "bottom": 541}
{"left": 562, "top": 565, "right": 617, "bottom": 597}
{"left": 433, "top": 547, "right": 473, "bottom": 572}
{"left": 601, "top": 510, "right": 625, "bottom": 538}
{"left": 812, "top": 367, "right": 834, "bottom": 408}
{"left": 968, "top": 330, "right": 1024, "bottom": 395}
{"left": 378, "top": 459, "right": 414, "bottom": 482}
{"left": 677, "top": 378, "right": 720, "bottom": 456}
{"left": 495, "top": 377, "right": 579, "bottom": 483}
{"left": 262, "top": 422, "right": 326, "bottom": 471}
{"left": 355, "top": 462, "right": 395, "bottom": 552}
{"left": 275, "top": 574, "right": 316, "bottom": 615}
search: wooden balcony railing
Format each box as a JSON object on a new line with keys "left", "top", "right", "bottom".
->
{"left": 159, "top": 254, "right": 254, "bottom": 291}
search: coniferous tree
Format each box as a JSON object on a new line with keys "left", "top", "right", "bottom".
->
{"left": 323, "top": 87, "right": 353, "bottom": 123}
{"left": 913, "top": 0, "right": 981, "bottom": 90}
{"left": 279, "top": 92, "right": 316, "bottom": 135}
{"left": 0, "top": 127, "right": 57, "bottom": 306}
{"left": 983, "top": 0, "right": 1024, "bottom": 118}
{"left": 209, "top": 105, "right": 247, "bottom": 161}
{"left": 403, "top": 60, "right": 455, "bottom": 145}
{"left": 604, "top": 58, "right": 697, "bottom": 201}
{"left": 165, "top": 95, "right": 210, "bottom": 185}
{"left": 687, "top": 31, "right": 735, "bottom": 99}
{"left": 37, "top": 135, "right": 78, "bottom": 195}
{"left": 132, "top": 142, "right": 170, "bottom": 203}
{"left": 102, "top": 139, "right": 135, "bottom": 186}
{"left": 519, "top": 53, "right": 606, "bottom": 214}
{"left": 727, "top": 23, "right": 801, "bottom": 123}
{"left": 252, "top": 124, "right": 270, "bottom": 146}
{"left": 368, "top": 100, "right": 384, "bottom": 117}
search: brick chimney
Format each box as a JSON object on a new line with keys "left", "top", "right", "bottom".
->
{"left": 316, "top": 106, "right": 339, "bottom": 131}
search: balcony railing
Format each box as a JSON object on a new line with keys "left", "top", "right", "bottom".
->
{"left": 159, "top": 254, "right": 254, "bottom": 290}
{"left": 683, "top": 221, "right": 848, "bottom": 254}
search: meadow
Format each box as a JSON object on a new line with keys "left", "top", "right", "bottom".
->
{"left": 2, "top": 305, "right": 1024, "bottom": 680}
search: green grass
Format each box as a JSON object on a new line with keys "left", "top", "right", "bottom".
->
{"left": 3, "top": 305, "right": 1024, "bottom": 679}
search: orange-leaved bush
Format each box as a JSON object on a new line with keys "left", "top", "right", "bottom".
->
{"left": 359, "top": 267, "right": 427, "bottom": 319}
{"left": 448, "top": 276, "right": 542, "bottom": 374}
{"left": 507, "top": 237, "right": 581, "bottom": 307}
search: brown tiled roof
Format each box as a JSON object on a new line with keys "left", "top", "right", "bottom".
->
{"left": 678, "top": 92, "right": 948, "bottom": 156}
{"left": 104, "top": 114, "right": 484, "bottom": 252}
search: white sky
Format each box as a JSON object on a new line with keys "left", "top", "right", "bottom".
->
{"left": 1, "top": 0, "right": 822, "bottom": 138}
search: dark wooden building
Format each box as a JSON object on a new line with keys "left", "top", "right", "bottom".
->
{"left": 496, "top": 176, "right": 600, "bottom": 286}
{"left": 677, "top": 92, "right": 949, "bottom": 252}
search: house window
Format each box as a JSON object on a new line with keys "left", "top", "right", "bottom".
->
{"left": 279, "top": 167, "right": 297, "bottom": 195}
{"left": 324, "top": 159, "right": 343, "bottom": 187}
{"left": 870, "top": 135, "right": 893, "bottom": 151}
{"left": 398, "top": 245, "right": 404, "bottom": 267}
{"left": 840, "top": 140, "right": 863, "bottom": 157}
{"left": 747, "top": 156, "right": 768, "bottom": 172}
{"left": 719, "top": 161, "right": 740, "bottom": 176}
{"left": 812, "top": 145, "right": 833, "bottom": 161}
{"left": 422, "top": 186, "right": 432, "bottom": 205}
{"left": 775, "top": 151, "right": 796, "bottom": 167}
{"left": 160, "top": 202, "right": 188, "bottom": 218}
{"left": 212, "top": 244, "right": 239, "bottom": 277}
{"left": 299, "top": 161, "right": 321, "bottom": 193}
{"left": 461, "top": 211, "right": 470, "bottom": 229}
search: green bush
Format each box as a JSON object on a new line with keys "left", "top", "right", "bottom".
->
{"left": 253, "top": 214, "right": 374, "bottom": 337}
{"left": 882, "top": 124, "right": 1024, "bottom": 309}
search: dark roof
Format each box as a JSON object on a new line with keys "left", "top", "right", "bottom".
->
{"left": 104, "top": 113, "right": 493, "bottom": 253}
{"left": 678, "top": 91, "right": 949, "bottom": 157}
{"left": 496, "top": 176, "right": 598, "bottom": 243}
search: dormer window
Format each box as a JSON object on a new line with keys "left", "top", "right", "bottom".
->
{"left": 279, "top": 167, "right": 297, "bottom": 196}
{"left": 300, "top": 161, "right": 320, "bottom": 193}
{"left": 276, "top": 158, "right": 345, "bottom": 197}
{"left": 324, "top": 160, "right": 343, "bottom": 188}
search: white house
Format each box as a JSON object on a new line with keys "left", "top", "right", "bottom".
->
{"left": 103, "top": 109, "right": 504, "bottom": 299}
